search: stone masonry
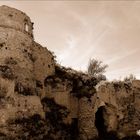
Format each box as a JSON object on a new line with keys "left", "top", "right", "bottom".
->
{"left": 0, "top": 5, "right": 140, "bottom": 140}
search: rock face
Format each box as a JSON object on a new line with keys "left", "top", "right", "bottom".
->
{"left": 0, "top": 5, "right": 140, "bottom": 140}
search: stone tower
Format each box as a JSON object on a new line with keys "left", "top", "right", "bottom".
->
{"left": 0, "top": 5, "right": 55, "bottom": 96}
{"left": 0, "top": 5, "right": 55, "bottom": 125}
{"left": 0, "top": 5, "right": 33, "bottom": 37}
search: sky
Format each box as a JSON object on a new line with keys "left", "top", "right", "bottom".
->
{"left": 0, "top": 1, "right": 140, "bottom": 80}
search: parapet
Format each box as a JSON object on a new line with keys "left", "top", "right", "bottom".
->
{"left": 0, "top": 5, "right": 34, "bottom": 38}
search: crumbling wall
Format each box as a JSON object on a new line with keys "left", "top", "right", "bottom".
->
{"left": 0, "top": 25, "right": 55, "bottom": 98}
{"left": 43, "top": 65, "right": 97, "bottom": 139}
{"left": 0, "top": 76, "right": 44, "bottom": 123}
{"left": 0, "top": 5, "right": 55, "bottom": 138}
{"left": 95, "top": 80, "right": 140, "bottom": 139}
{"left": 78, "top": 96, "right": 98, "bottom": 140}
{"left": 33, "top": 43, "right": 55, "bottom": 82}
{"left": 0, "top": 5, "right": 104, "bottom": 139}
{"left": 0, "top": 5, "right": 140, "bottom": 140}
{"left": 33, "top": 42, "right": 55, "bottom": 98}
{"left": 0, "top": 27, "right": 36, "bottom": 94}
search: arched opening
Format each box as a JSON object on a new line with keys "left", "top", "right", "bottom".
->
{"left": 95, "top": 106, "right": 118, "bottom": 140}
{"left": 95, "top": 106, "right": 107, "bottom": 139}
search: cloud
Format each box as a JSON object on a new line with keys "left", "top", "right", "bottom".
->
{"left": 106, "top": 47, "right": 140, "bottom": 65}
{"left": 1, "top": 1, "right": 140, "bottom": 80}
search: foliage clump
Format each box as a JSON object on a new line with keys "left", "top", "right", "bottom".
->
{"left": 87, "top": 58, "right": 108, "bottom": 81}
{"left": 45, "top": 65, "right": 97, "bottom": 98}
{"left": 124, "top": 74, "right": 136, "bottom": 82}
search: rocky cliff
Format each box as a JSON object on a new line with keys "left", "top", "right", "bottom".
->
{"left": 0, "top": 5, "right": 140, "bottom": 140}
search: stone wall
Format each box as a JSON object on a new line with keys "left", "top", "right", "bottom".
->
{"left": 0, "top": 5, "right": 55, "bottom": 96}
{"left": 0, "top": 5, "right": 55, "bottom": 131}
{"left": 78, "top": 96, "right": 98, "bottom": 139}
{"left": 43, "top": 65, "right": 97, "bottom": 139}
{"left": 95, "top": 80, "right": 140, "bottom": 139}
{"left": 0, "top": 5, "right": 140, "bottom": 140}
{"left": 33, "top": 42, "right": 55, "bottom": 82}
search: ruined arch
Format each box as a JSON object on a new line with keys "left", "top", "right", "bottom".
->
{"left": 95, "top": 104, "right": 118, "bottom": 140}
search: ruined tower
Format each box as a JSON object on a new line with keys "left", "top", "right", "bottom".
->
{"left": 0, "top": 5, "right": 55, "bottom": 126}
{"left": 0, "top": 5, "right": 33, "bottom": 37}
{"left": 0, "top": 5, "right": 55, "bottom": 96}
{"left": 0, "top": 5, "right": 140, "bottom": 140}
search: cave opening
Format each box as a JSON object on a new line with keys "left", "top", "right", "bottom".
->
{"left": 95, "top": 106, "right": 107, "bottom": 139}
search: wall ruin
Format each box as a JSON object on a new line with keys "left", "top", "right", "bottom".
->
{"left": 0, "top": 5, "right": 55, "bottom": 136}
{"left": 0, "top": 5, "right": 140, "bottom": 140}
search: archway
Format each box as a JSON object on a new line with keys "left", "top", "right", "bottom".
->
{"left": 95, "top": 106, "right": 107, "bottom": 139}
{"left": 95, "top": 106, "right": 118, "bottom": 140}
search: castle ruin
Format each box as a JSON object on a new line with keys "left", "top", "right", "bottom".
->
{"left": 0, "top": 5, "right": 140, "bottom": 140}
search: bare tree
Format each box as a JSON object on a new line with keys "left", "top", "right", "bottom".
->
{"left": 88, "top": 58, "right": 108, "bottom": 80}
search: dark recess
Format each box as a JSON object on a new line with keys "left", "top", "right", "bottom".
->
{"left": 95, "top": 106, "right": 118, "bottom": 140}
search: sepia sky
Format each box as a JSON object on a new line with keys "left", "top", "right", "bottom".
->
{"left": 0, "top": 1, "right": 140, "bottom": 80}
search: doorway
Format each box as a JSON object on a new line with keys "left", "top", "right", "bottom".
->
{"left": 95, "top": 106, "right": 107, "bottom": 139}
{"left": 95, "top": 106, "right": 118, "bottom": 140}
{"left": 70, "top": 118, "right": 79, "bottom": 140}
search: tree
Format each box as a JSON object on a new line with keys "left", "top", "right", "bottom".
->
{"left": 124, "top": 74, "right": 136, "bottom": 82}
{"left": 87, "top": 58, "right": 108, "bottom": 80}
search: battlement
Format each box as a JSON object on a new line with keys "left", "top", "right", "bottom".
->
{"left": 0, "top": 5, "right": 34, "bottom": 38}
